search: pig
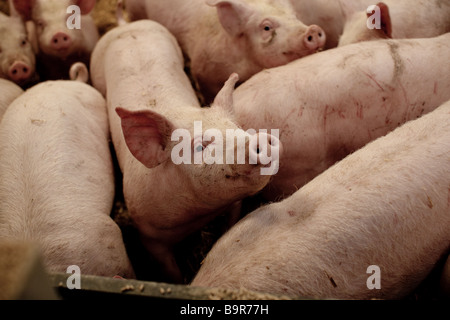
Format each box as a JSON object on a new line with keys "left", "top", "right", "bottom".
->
{"left": 90, "top": 20, "right": 282, "bottom": 283}
{"left": 11, "top": 0, "right": 99, "bottom": 80}
{"left": 192, "top": 99, "right": 450, "bottom": 300}
{"left": 0, "top": 11, "right": 37, "bottom": 87}
{"left": 0, "top": 63, "right": 135, "bottom": 278}
{"left": 338, "top": 0, "right": 450, "bottom": 46}
{"left": 0, "top": 79, "right": 23, "bottom": 120}
{"left": 232, "top": 33, "right": 450, "bottom": 201}
{"left": 288, "top": 0, "right": 368, "bottom": 49}
{"left": 125, "top": 0, "right": 326, "bottom": 103}
{"left": 289, "top": 0, "right": 450, "bottom": 48}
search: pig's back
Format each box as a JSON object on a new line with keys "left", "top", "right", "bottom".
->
{"left": 193, "top": 99, "right": 450, "bottom": 299}
{"left": 0, "top": 81, "right": 113, "bottom": 240}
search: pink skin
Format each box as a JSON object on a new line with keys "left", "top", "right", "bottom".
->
{"left": 192, "top": 99, "right": 450, "bottom": 300}
{"left": 232, "top": 33, "right": 450, "bottom": 201}
{"left": 12, "top": 0, "right": 99, "bottom": 79}
{"left": 0, "top": 79, "right": 23, "bottom": 120}
{"left": 91, "top": 20, "right": 281, "bottom": 283}
{"left": 0, "top": 12, "right": 36, "bottom": 86}
{"left": 289, "top": 0, "right": 450, "bottom": 48}
{"left": 0, "top": 78, "right": 134, "bottom": 278}
{"left": 125, "top": 0, "right": 326, "bottom": 103}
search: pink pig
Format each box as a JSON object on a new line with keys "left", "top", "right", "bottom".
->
{"left": 91, "top": 20, "right": 281, "bottom": 283}
{"left": 192, "top": 99, "right": 450, "bottom": 300}
{"left": 125, "top": 0, "right": 326, "bottom": 103}
{"left": 338, "top": 0, "right": 450, "bottom": 46}
{"left": 289, "top": 0, "right": 450, "bottom": 48}
{"left": 233, "top": 33, "right": 450, "bottom": 201}
{"left": 0, "top": 63, "right": 134, "bottom": 278}
{"left": 0, "top": 11, "right": 37, "bottom": 87}
{"left": 11, "top": 0, "right": 99, "bottom": 80}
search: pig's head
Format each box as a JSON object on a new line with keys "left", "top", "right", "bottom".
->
{"left": 338, "top": 2, "right": 392, "bottom": 47}
{"left": 206, "top": 0, "right": 326, "bottom": 68}
{"left": 0, "top": 12, "right": 36, "bottom": 86}
{"left": 12, "top": 0, "right": 97, "bottom": 59}
{"left": 116, "top": 74, "right": 282, "bottom": 210}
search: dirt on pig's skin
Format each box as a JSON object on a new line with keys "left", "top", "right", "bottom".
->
{"left": 0, "top": 0, "right": 445, "bottom": 301}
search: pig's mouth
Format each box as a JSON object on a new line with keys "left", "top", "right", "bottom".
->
{"left": 282, "top": 51, "right": 303, "bottom": 60}
{"left": 283, "top": 47, "right": 324, "bottom": 60}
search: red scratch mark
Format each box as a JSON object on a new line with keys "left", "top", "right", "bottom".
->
{"left": 427, "top": 196, "right": 434, "bottom": 209}
{"left": 356, "top": 104, "right": 364, "bottom": 120}
{"left": 287, "top": 210, "right": 295, "bottom": 217}
{"left": 323, "top": 105, "right": 329, "bottom": 129}
{"left": 362, "top": 71, "right": 384, "bottom": 91}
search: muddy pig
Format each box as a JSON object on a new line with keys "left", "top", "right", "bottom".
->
{"left": 0, "top": 63, "right": 134, "bottom": 278}
{"left": 125, "top": 0, "right": 326, "bottom": 103}
{"left": 11, "top": 0, "right": 99, "bottom": 80}
{"left": 192, "top": 99, "right": 450, "bottom": 300}
{"left": 233, "top": 33, "right": 450, "bottom": 201}
{"left": 0, "top": 11, "right": 37, "bottom": 87}
{"left": 91, "top": 19, "right": 282, "bottom": 283}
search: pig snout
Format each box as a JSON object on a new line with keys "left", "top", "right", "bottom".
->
{"left": 249, "top": 132, "right": 282, "bottom": 175}
{"left": 8, "top": 61, "right": 32, "bottom": 83}
{"left": 303, "top": 25, "right": 326, "bottom": 51}
{"left": 51, "top": 32, "right": 72, "bottom": 51}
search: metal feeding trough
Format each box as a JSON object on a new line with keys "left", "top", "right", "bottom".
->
{"left": 0, "top": 240, "right": 294, "bottom": 301}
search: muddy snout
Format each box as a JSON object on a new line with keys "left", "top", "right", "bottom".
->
{"left": 303, "top": 25, "right": 326, "bottom": 51}
{"left": 249, "top": 132, "right": 282, "bottom": 176}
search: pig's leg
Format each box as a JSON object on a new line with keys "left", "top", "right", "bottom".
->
{"left": 143, "top": 238, "right": 183, "bottom": 283}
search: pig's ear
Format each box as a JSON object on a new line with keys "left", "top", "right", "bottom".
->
{"left": 26, "top": 21, "right": 39, "bottom": 54}
{"left": 116, "top": 107, "right": 174, "bottom": 168}
{"left": 206, "top": 0, "right": 251, "bottom": 37}
{"left": 74, "top": 0, "right": 96, "bottom": 15}
{"left": 11, "top": 0, "right": 35, "bottom": 21}
{"left": 375, "top": 2, "right": 392, "bottom": 38}
{"left": 212, "top": 73, "right": 239, "bottom": 114}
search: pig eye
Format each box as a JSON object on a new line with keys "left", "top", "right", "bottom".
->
{"left": 263, "top": 25, "right": 271, "bottom": 31}
{"left": 20, "top": 39, "right": 28, "bottom": 47}
{"left": 193, "top": 139, "right": 212, "bottom": 153}
{"left": 36, "top": 20, "right": 46, "bottom": 29}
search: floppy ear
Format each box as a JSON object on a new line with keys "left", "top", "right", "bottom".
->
{"left": 26, "top": 21, "right": 39, "bottom": 54}
{"left": 116, "top": 107, "right": 175, "bottom": 168}
{"left": 73, "top": 0, "right": 96, "bottom": 15}
{"left": 376, "top": 2, "right": 392, "bottom": 38}
{"left": 11, "top": 0, "right": 35, "bottom": 21}
{"left": 206, "top": 0, "right": 252, "bottom": 37}
{"left": 212, "top": 73, "right": 239, "bottom": 115}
